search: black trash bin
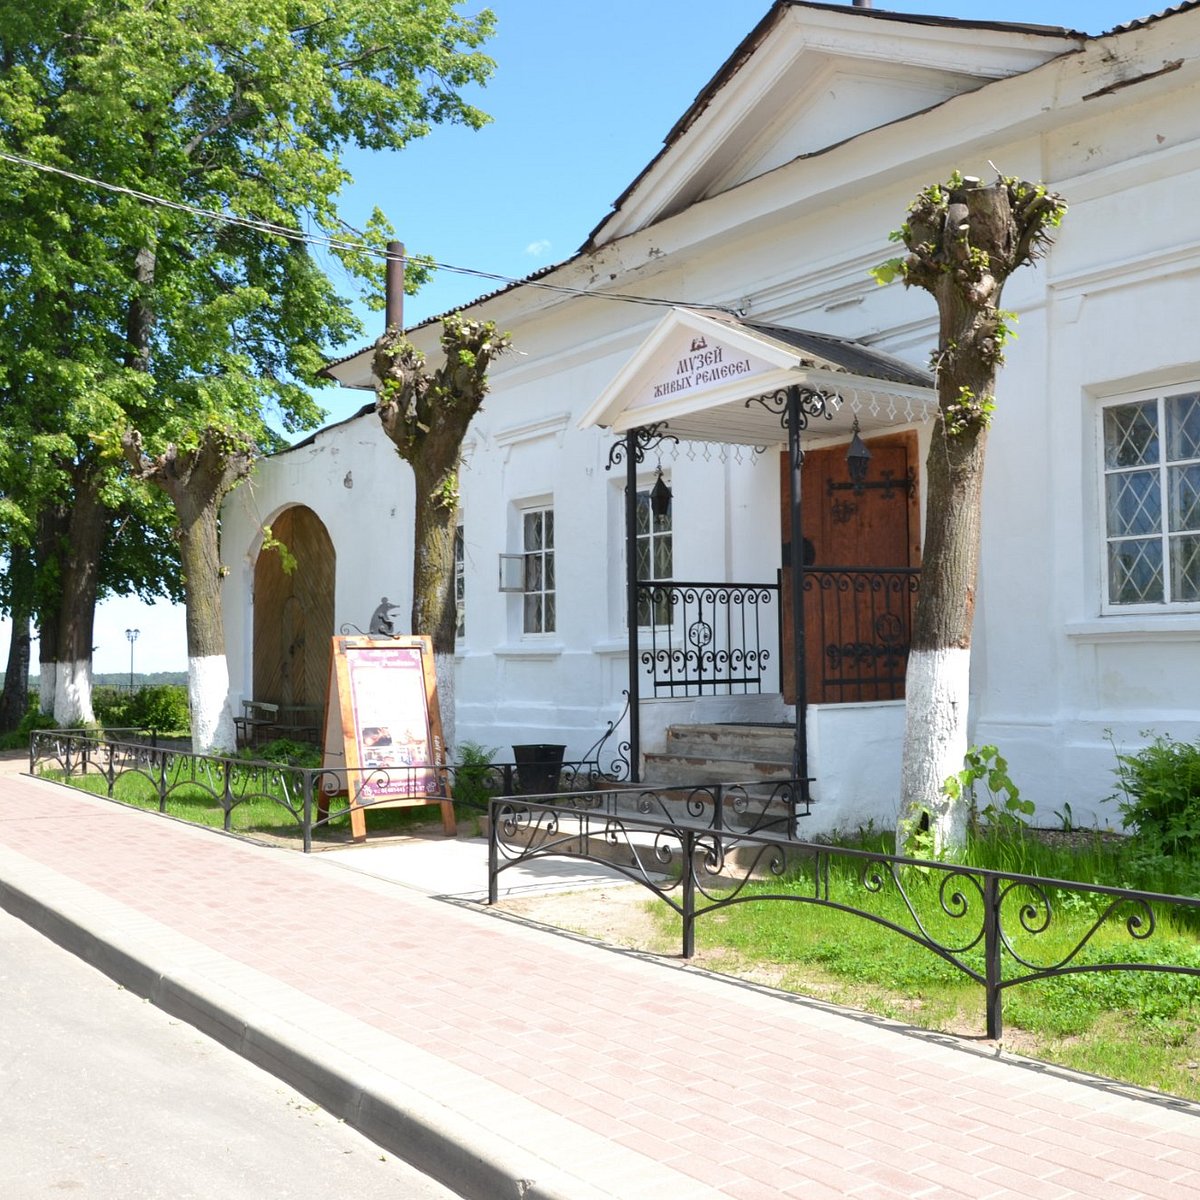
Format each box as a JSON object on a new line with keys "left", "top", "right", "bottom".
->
{"left": 512, "top": 743, "right": 566, "bottom": 794}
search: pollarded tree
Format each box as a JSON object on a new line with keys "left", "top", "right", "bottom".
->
{"left": 0, "top": 0, "right": 497, "bottom": 725}
{"left": 875, "top": 173, "right": 1067, "bottom": 854}
{"left": 373, "top": 314, "right": 511, "bottom": 748}
{"left": 122, "top": 428, "right": 255, "bottom": 753}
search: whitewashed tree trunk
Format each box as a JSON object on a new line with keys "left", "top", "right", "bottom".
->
{"left": 888, "top": 175, "right": 1066, "bottom": 855}
{"left": 189, "top": 653, "right": 237, "bottom": 755}
{"left": 122, "top": 429, "right": 253, "bottom": 757}
{"left": 53, "top": 659, "right": 95, "bottom": 726}
{"left": 898, "top": 647, "right": 970, "bottom": 854}
{"left": 39, "top": 670, "right": 56, "bottom": 718}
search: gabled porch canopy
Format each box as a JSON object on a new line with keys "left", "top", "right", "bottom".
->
{"left": 581, "top": 306, "right": 936, "bottom": 792}
{"left": 579, "top": 307, "right": 935, "bottom": 444}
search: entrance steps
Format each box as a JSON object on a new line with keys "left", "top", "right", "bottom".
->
{"left": 642, "top": 722, "right": 796, "bottom": 786}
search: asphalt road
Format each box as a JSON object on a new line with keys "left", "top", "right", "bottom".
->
{"left": 0, "top": 905, "right": 464, "bottom": 1200}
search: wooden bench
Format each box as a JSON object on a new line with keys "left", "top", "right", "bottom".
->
{"left": 234, "top": 701, "right": 279, "bottom": 749}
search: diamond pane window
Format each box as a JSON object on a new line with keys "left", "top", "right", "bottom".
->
{"left": 634, "top": 488, "right": 673, "bottom": 626}
{"left": 1103, "top": 392, "right": 1200, "bottom": 607}
{"left": 522, "top": 507, "right": 555, "bottom": 633}
{"left": 1104, "top": 401, "right": 1158, "bottom": 468}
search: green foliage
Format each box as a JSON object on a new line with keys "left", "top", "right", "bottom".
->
{"left": 942, "top": 386, "right": 997, "bottom": 437}
{"left": 127, "top": 685, "right": 191, "bottom": 734}
{"left": 0, "top": 699, "right": 58, "bottom": 750}
{"left": 1111, "top": 732, "right": 1200, "bottom": 858}
{"left": 0, "top": 0, "right": 499, "bottom": 686}
{"left": 243, "top": 738, "right": 322, "bottom": 769}
{"left": 943, "top": 744, "right": 1034, "bottom": 837}
{"left": 451, "top": 740, "right": 498, "bottom": 810}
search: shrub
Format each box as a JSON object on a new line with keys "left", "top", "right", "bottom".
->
{"left": 451, "top": 740, "right": 499, "bottom": 810}
{"left": 128, "top": 684, "right": 191, "bottom": 734}
{"left": 1111, "top": 733, "right": 1200, "bottom": 858}
{"left": 92, "top": 685, "right": 133, "bottom": 728}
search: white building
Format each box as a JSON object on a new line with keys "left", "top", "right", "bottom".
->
{"left": 221, "top": 1, "right": 1200, "bottom": 834}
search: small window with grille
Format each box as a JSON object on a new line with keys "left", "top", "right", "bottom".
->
{"left": 1102, "top": 390, "right": 1200, "bottom": 608}
{"left": 522, "top": 506, "right": 555, "bottom": 634}
{"left": 635, "top": 487, "right": 673, "bottom": 626}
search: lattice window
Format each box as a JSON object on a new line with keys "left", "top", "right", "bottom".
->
{"left": 1103, "top": 391, "right": 1200, "bottom": 606}
{"left": 635, "top": 487, "right": 673, "bottom": 627}
{"left": 522, "top": 507, "right": 555, "bottom": 634}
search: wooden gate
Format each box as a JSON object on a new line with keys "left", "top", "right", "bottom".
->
{"left": 253, "top": 505, "right": 335, "bottom": 710}
{"left": 781, "top": 431, "right": 920, "bottom": 704}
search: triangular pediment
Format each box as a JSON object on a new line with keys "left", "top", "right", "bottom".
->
{"left": 590, "top": 3, "right": 1077, "bottom": 246}
{"left": 580, "top": 308, "right": 934, "bottom": 446}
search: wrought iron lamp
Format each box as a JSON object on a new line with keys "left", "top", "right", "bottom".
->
{"left": 650, "top": 466, "right": 672, "bottom": 519}
{"left": 845, "top": 416, "right": 871, "bottom": 488}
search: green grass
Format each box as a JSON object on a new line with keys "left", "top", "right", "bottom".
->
{"left": 644, "top": 831, "right": 1200, "bottom": 1100}
{"left": 40, "top": 759, "right": 455, "bottom": 841}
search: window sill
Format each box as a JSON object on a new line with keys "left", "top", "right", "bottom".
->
{"left": 1066, "top": 615, "right": 1200, "bottom": 643}
{"left": 493, "top": 642, "right": 566, "bottom": 660}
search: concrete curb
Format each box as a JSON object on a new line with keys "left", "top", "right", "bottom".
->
{"left": 0, "top": 864, "right": 648, "bottom": 1200}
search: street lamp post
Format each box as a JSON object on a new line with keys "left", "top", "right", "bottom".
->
{"left": 125, "top": 628, "right": 140, "bottom": 693}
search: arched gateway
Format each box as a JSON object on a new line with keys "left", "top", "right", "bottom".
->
{"left": 253, "top": 505, "right": 335, "bottom": 712}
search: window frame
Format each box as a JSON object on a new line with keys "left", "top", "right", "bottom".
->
{"left": 634, "top": 484, "right": 674, "bottom": 629}
{"left": 521, "top": 504, "right": 556, "bottom": 635}
{"left": 1099, "top": 387, "right": 1200, "bottom": 614}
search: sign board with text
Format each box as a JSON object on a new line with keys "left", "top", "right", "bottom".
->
{"left": 322, "top": 635, "right": 456, "bottom": 840}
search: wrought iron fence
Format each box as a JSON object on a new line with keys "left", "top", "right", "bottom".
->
{"left": 802, "top": 567, "right": 920, "bottom": 701}
{"left": 28, "top": 716, "right": 643, "bottom": 852}
{"left": 487, "top": 797, "right": 1200, "bottom": 1040}
{"left": 635, "top": 580, "right": 780, "bottom": 697}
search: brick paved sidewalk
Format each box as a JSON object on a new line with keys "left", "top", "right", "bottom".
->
{"left": 2, "top": 770, "right": 1199, "bottom": 1200}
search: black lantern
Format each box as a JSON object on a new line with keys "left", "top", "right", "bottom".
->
{"left": 846, "top": 417, "right": 871, "bottom": 488}
{"left": 649, "top": 466, "right": 672, "bottom": 519}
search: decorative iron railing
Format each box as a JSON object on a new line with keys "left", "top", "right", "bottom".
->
{"left": 635, "top": 580, "right": 780, "bottom": 697}
{"left": 802, "top": 567, "right": 920, "bottom": 701}
{"left": 488, "top": 798, "right": 1200, "bottom": 1040}
{"left": 28, "top": 711, "right": 639, "bottom": 852}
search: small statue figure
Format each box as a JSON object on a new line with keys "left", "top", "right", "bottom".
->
{"left": 369, "top": 596, "right": 396, "bottom": 636}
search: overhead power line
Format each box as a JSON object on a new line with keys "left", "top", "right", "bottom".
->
{"left": 0, "top": 148, "right": 737, "bottom": 316}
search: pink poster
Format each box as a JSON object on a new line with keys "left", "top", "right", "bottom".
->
{"left": 345, "top": 644, "right": 437, "bottom": 798}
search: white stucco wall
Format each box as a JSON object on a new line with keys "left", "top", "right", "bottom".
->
{"left": 221, "top": 10, "right": 1200, "bottom": 834}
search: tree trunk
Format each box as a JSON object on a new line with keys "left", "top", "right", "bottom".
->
{"left": 0, "top": 543, "right": 34, "bottom": 732}
{"left": 178, "top": 499, "right": 237, "bottom": 753}
{"left": 36, "top": 505, "right": 68, "bottom": 716}
{"left": 898, "top": 419, "right": 987, "bottom": 853}
{"left": 122, "top": 428, "right": 253, "bottom": 755}
{"left": 889, "top": 174, "right": 1066, "bottom": 855}
{"left": 53, "top": 481, "right": 106, "bottom": 726}
{"left": 410, "top": 454, "right": 460, "bottom": 753}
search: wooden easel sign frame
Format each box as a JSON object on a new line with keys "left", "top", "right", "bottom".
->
{"left": 323, "top": 635, "right": 456, "bottom": 840}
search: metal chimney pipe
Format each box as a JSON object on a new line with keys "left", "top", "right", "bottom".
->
{"left": 853, "top": 1, "right": 873, "bottom": 7}
{"left": 385, "top": 240, "right": 405, "bottom": 332}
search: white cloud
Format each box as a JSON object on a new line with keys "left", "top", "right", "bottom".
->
{"left": 525, "top": 239, "right": 552, "bottom": 257}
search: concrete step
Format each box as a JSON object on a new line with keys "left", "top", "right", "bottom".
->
{"left": 643, "top": 723, "right": 797, "bottom": 787}
{"left": 642, "top": 753, "right": 794, "bottom": 787}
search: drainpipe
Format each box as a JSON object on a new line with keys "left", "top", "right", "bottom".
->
{"left": 385, "top": 241, "right": 405, "bottom": 332}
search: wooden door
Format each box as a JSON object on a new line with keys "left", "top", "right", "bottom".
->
{"left": 253, "top": 506, "right": 336, "bottom": 709}
{"left": 781, "top": 431, "right": 920, "bottom": 704}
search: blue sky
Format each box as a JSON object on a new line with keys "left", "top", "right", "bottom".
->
{"left": 15, "top": 0, "right": 1156, "bottom": 675}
